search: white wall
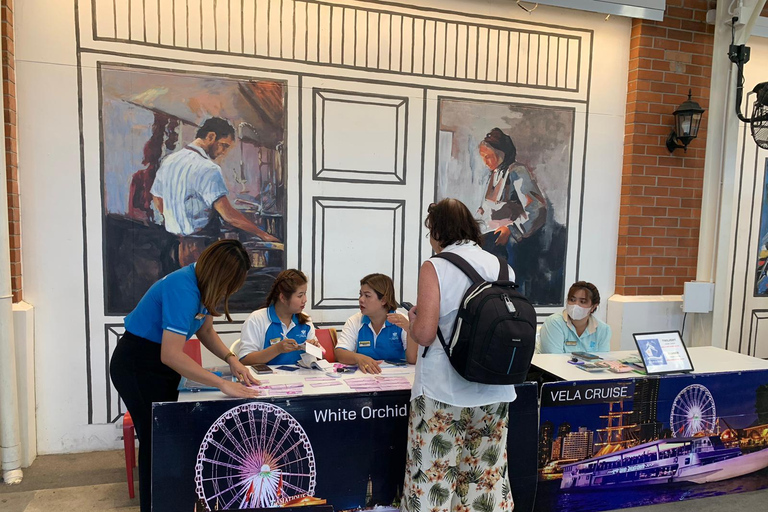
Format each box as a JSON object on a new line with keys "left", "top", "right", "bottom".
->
{"left": 16, "top": 0, "right": 629, "bottom": 453}
{"left": 721, "top": 34, "right": 768, "bottom": 358}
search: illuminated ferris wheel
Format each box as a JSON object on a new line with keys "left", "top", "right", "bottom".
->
{"left": 670, "top": 384, "right": 717, "bottom": 438}
{"left": 195, "top": 402, "right": 316, "bottom": 510}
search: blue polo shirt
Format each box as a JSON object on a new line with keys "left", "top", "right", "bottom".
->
{"left": 260, "top": 304, "right": 313, "bottom": 365}
{"left": 124, "top": 264, "right": 208, "bottom": 343}
{"left": 539, "top": 310, "right": 612, "bottom": 354}
{"left": 336, "top": 311, "right": 407, "bottom": 361}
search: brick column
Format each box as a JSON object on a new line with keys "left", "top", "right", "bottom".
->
{"left": 616, "top": 1, "right": 714, "bottom": 296}
{"left": 2, "top": 0, "right": 19, "bottom": 302}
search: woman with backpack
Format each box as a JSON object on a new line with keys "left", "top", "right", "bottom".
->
{"left": 402, "top": 198, "right": 517, "bottom": 512}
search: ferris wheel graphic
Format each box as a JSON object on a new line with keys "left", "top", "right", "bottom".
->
{"left": 195, "top": 402, "right": 317, "bottom": 510}
{"left": 670, "top": 384, "right": 717, "bottom": 438}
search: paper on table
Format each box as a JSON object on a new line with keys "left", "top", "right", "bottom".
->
{"left": 305, "top": 342, "right": 324, "bottom": 359}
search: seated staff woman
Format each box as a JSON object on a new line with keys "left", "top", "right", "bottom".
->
{"left": 539, "top": 281, "right": 612, "bottom": 354}
{"left": 334, "top": 273, "right": 417, "bottom": 374}
{"left": 237, "top": 269, "right": 322, "bottom": 365}
{"left": 109, "top": 240, "right": 260, "bottom": 512}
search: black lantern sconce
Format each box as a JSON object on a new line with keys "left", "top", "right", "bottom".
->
{"left": 666, "top": 90, "right": 705, "bottom": 153}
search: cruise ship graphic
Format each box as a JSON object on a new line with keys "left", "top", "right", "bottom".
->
{"left": 560, "top": 435, "right": 768, "bottom": 490}
{"left": 553, "top": 382, "right": 768, "bottom": 490}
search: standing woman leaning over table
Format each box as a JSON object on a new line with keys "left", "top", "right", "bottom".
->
{"left": 109, "top": 239, "right": 260, "bottom": 512}
{"left": 334, "top": 273, "right": 417, "bottom": 374}
{"left": 402, "top": 198, "right": 516, "bottom": 512}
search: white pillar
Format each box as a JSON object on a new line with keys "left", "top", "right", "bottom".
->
{"left": 0, "top": 50, "right": 22, "bottom": 483}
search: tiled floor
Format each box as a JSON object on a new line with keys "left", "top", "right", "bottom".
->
{"left": 0, "top": 451, "right": 138, "bottom": 512}
{"left": 0, "top": 449, "right": 766, "bottom": 511}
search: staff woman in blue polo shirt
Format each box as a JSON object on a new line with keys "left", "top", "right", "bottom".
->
{"left": 237, "top": 269, "right": 322, "bottom": 365}
{"left": 109, "top": 239, "right": 259, "bottom": 512}
{"left": 334, "top": 273, "right": 417, "bottom": 374}
{"left": 540, "top": 280, "right": 612, "bottom": 353}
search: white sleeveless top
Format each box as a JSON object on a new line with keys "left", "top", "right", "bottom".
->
{"left": 411, "top": 241, "right": 518, "bottom": 407}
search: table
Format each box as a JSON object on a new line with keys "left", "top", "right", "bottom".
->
{"left": 532, "top": 346, "right": 768, "bottom": 381}
{"left": 155, "top": 364, "right": 540, "bottom": 512}
{"left": 177, "top": 363, "right": 415, "bottom": 402}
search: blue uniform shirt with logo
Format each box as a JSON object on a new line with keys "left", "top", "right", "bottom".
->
{"left": 124, "top": 264, "right": 208, "bottom": 343}
{"left": 261, "top": 304, "right": 312, "bottom": 365}
{"left": 337, "top": 311, "right": 408, "bottom": 361}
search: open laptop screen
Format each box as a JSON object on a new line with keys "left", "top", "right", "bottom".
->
{"left": 633, "top": 331, "right": 694, "bottom": 375}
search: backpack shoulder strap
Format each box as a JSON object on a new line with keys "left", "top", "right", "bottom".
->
{"left": 432, "top": 252, "right": 485, "bottom": 283}
{"left": 496, "top": 256, "right": 509, "bottom": 281}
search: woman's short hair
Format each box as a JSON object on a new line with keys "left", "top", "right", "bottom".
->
{"left": 568, "top": 281, "right": 601, "bottom": 306}
{"left": 264, "top": 269, "right": 310, "bottom": 324}
{"left": 196, "top": 240, "right": 251, "bottom": 321}
{"left": 425, "top": 198, "right": 482, "bottom": 249}
{"left": 360, "top": 273, "right": 398, "bottom": 311}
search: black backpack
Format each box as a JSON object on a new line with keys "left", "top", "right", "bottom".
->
{"left": 426, "top": 252, "right": 537, "bottom": 385}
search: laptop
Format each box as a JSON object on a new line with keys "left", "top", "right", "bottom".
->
{"left": 633, "top": 331, "right": 694, "bottom": 375}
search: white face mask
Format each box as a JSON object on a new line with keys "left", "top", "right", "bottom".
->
{"left": 567, "top": 304, "right": 592, "bottom": 321}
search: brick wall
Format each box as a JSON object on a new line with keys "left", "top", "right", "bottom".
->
{"left": 615, "top": 0, "right": 714, "bottom": 296}
{"left": 2, "top": 0, "right": 19, "bottom": 302}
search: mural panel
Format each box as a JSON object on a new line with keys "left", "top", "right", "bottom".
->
{"left": 756, "top": 159, "right": 768, "bottom": 297}
{"left": 100, "top": 64, "right": 287, "bottom": 314}
{"left": 437, "top": 98, "right": 574, "bottom": 306}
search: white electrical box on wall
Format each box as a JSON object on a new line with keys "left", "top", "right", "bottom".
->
{"left": 683, "top": 281, "right": 715, "bottom": 313}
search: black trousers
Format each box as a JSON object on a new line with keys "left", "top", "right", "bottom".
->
{"left": 110, "top": 332, "right": 181, "bottom": 512}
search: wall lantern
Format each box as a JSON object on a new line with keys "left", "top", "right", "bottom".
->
{"left": 666, "top": 90, "right": 705, "bottom": 153}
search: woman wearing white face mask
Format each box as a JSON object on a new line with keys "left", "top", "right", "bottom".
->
{"left": 539, "top": 281, "right": 612, "bottom": 354}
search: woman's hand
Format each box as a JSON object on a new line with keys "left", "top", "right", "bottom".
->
{"left": 219, "top": 379, "right": 261, "bottom": 399}
{"left": 387, "top": 312, "right": 410, "bottom": 332}
{"left": 407, "top": 305, "right": 418, "bottom": 324}
{"left": 277, "top": 338, "right": 300, "bottom": 353}
{"left": 228, "top": 358, "right": 259, "bottom": 386}
{"left": 356, "top": 354, "right": 382, "bottom": 374}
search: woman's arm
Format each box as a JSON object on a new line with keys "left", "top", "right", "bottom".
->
{"left": 409, "top": 261, "right": 440, "bottom": 347}
{"left": 405, "top": 336, "right": 418, "bottom": 364}
{"left": 239, "top": 341, "right": 296, "bottom": 365}
{"left": 196, "top": 316, "right": 258, "bottom": 385}
{"left": 596, "top": 322, "right": 612, "bottom": 352}
{"left": 333, "top": 316, "right": 360, "bottom": 364}
{"left": 160, "top": 329, "right": 259, "bottom": 398}
{"left": 332, "top": 316, "right": 382, "bottom": 373}
{"left": 387, "top": 312, "right": 416, "bottom": 364}
{"left": 539, "top": 314, "right": 566, "bottom": 354}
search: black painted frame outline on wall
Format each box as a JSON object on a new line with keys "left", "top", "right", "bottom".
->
{"left": 311, "top": 196, "right": 405, "bottom": 309}
{"left": 313, "top": 88, "right": 408, "bottom": 183}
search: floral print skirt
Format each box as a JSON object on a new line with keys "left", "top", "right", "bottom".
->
{"left": 401, "top": 395, "right": 514, "bottom": 512}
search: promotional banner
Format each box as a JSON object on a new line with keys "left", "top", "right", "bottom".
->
{"left": 535, "top": 370, "right": 768, "bottom": 512}
{"left": 153, "top": 384, "right": 539, "bottom": 512}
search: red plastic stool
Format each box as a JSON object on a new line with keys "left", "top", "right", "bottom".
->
{"left": 122, "top": 411, "right": 136, "bottom": 499}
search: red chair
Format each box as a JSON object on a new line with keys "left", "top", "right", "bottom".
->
{"left": 315, "top": 328, "right": 338, "bottom": 363}
{"left": 122, "top": 338, "right": 203, "bottom": 498}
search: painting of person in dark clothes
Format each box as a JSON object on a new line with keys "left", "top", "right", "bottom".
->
{"left": 437, "top": 99, "right": 572, "bottom": 306}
